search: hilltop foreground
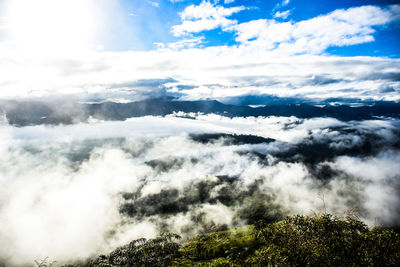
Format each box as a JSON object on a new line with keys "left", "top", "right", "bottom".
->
{"left": 37, "top": 214, "right": 400, "bottom": 267}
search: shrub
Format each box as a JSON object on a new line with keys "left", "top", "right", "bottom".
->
{"left": 253, "top": 214, "right": 400, "bottom": 266}
{"left": 42, "top": 214, "right": 400, "bottom": 266}
{"left": 175, "top": 214, "right": 400, "bottom": 266}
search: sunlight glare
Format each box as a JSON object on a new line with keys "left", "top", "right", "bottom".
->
{"left": 3, "top": 0, "right": 100, "bottom": 55}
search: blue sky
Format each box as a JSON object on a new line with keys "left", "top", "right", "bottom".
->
{"left": 107, "top": 0, "right": 400, "bottom": 57}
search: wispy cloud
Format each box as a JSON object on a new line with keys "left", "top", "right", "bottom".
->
{"left": 147, "top": 1, "right": 160, "bottom": 8}
{"left": 155, "top": 36, "right": 205, "bottom": 50}
{"left": 273, "top": 0, "right": 291, "bottom": 13}
{"left": 273, "top": 10, "right": 290, "bottom": 19}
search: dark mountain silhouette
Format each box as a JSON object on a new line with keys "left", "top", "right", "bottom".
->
{"left": 1, "top": 97, "right": 400, "bottom": 126}
{"left": 190, "top": 133, "right": 275, "bottom": 145}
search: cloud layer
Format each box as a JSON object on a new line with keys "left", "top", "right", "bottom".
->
{"left": 0, "top": 114, "right": 399, "bottom": 266}
{"left": 0, "top": 3, "right": 399, "bottom": 103}
{"left": 0, "top": 48, "right": 399, "bottom": 103}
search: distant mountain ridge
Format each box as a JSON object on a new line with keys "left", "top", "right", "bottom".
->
{"left": 1, "top": 98, "right": 400, "bottom": 126}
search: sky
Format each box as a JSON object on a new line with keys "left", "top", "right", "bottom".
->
{"left": 115, "top": 0, "right": 400, "bottom": 56}
{"left": 0, "top": 0, "right": 399, "bottom": 103}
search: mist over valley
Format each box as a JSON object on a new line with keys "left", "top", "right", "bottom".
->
{"left": 1, "top": 102, "right": 400, "bottom": 265}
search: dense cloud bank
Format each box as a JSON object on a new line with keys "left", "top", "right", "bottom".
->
{"left": 2, "top": 98, "right": 400, "bottom": 126}
{"left": 0, "top": 114, "right": 399, "bottom": 266}
{"left": 0, "top": 48, "right": 399, "bottom": 103}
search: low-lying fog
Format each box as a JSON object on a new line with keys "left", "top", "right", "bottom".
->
{"left": 1, "top": 113, "right": 399, "bottom": 266}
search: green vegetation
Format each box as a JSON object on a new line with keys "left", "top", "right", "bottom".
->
{"left": 40, "top": 214, "right": 400, "bottom": 267}
{"left": 173, "top": 214, "right": 400, "bottom": 266}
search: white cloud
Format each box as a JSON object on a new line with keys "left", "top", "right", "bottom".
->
{"left": 179, "top": 1, "right": 243, "bottom": 24}
{"left": 273, "top": 0, "right": 290, "bottom": 12}
{"left": 0, "top": 46, "right": 399, "bottom": 102}
{"left": 331, "top": 151, "right": 400, "bottom": 224}
{"left": 389, "top": 4, "right": 400, "bottom": 20}
{"left": 273, "top": 10, "right": 290, "bottom": 19}
{"left": 231, "top": 5, "right": 399, "bottom": 54}
{"left": 147, "top": 1, "right": 160, "bottom": 8}
{"left": 172, "top": 1, "right": 246, "bottom": 36}
{"left": 224, "top": 0, "right": 235, "bottom": 3}
{"left": 0, "top": 5, "right": 399, "bottom": 103}
{"left": 156, "top": 36, "right": 205, "bottom": 50}
{"left": 232, "top": 19, "right": 293, "bottom": 49}
{"left": 1, "top": 115, "right": 400, "bottom": 265}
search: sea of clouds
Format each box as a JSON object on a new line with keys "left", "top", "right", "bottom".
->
{"left": 0, "top": 114, "right": 399, "bottom": 266}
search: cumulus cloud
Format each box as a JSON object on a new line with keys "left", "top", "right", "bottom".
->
{"left": 171, "top": 1, "right": 246, "bottom": 36}
{"left": 230, "top": 5, "right": 400, "bottom": 53}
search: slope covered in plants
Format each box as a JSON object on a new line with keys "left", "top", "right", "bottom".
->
{"left": 54, "top": 214, "right": 400, "bottom": 267}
